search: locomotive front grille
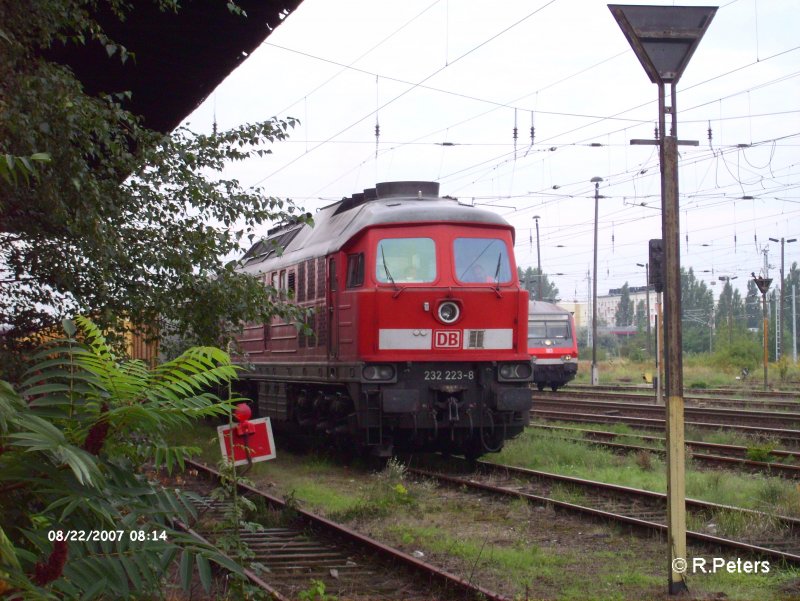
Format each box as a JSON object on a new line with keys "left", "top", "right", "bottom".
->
{"left": 466, "top": 329, "right": 485, "bottom": 348}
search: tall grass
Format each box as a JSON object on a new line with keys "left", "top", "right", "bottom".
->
{"left": 493, "top": 428, "right": 800, "bottom": 520}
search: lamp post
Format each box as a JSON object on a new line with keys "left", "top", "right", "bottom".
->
{"left": 591, "top": 177, "right": 603, "bottom": 386}
{"left": 768, "top": 237, "right": 797, "bottom": 360}
{"left": 637, "top": 262, "right": 652, "bottom": 356}
{"left": 718, "top": 275, "right": 738, "bottom": 346}
{"left": 533, "top": 215, "right": 542, "bottom": 301}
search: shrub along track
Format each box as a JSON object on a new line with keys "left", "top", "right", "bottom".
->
{"left": 406, "top": 458, "right": 800, "bottom": 565}
{"left": 176, "top": 459, "right": 508, "bottom": 601}
{"left": 529, "top": 423, "right": 800, "bottom": 479}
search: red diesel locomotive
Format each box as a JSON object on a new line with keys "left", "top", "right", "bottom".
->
{"left": 234, "top": 181, "right": 533, "bottom": 459}
{"left": 527, "top": 300, "right": 579, "bottom": 391}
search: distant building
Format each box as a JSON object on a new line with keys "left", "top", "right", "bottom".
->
{"left": 565, "top": 285, "right": 657, "bottom": 336}
{"left": 557, "top": 301, "right": 587, "bottom": 330}
{"left": 597, "top": 285, "right": 656, "bottom": 328}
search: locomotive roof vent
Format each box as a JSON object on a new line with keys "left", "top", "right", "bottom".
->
{"left": 333, "top": 181, "right": 441, "bottom": 216}
{"left": 376, "top": 181, "right": 439, "bottom": 199}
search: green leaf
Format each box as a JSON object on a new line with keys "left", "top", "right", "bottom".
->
{"left": 179, "top": 549, "right": 193, "bottom": 591}
{"left": 63, "top": 318, "right": 77, "bottom": 337}
{"left": 196, "top": 553, "right": 212, "bottom": 592}
{"left": 79, "top": 578, "right": 108, "bottom": 601}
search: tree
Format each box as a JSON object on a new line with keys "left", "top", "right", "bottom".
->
{"left": 518, "top": 266, "right": 560, "bottom": 302}
{"left": 779, "top": 262, "right": 799, "bottom": 351}
{"left": 714, "top": 280, "right": 747, "bottom": 345}
{"left": 0, "top": 1, "right": 306, "bottom": 377}
{"left": 681, "top": 268, "right": 715, "bottom": 353}
{"left": 614, "top": 282, "right": 634, "bottom": 327}
{"left": 745, "top": 279, "right": 761, "bottom": 330}
{"left": 635, "top": 299, "right": 647, "bottom": 332}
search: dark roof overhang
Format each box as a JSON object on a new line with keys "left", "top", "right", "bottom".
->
{"left": 47, "top": 1, "right": 303, "bottom": 133}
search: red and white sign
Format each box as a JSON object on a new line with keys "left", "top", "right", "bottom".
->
{"left": 434, "top": 330, "right": 461, "bottom": 348}
{"left": 217, "top": 417, "right": 276, "bottom": 466}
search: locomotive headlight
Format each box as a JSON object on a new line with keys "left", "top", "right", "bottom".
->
{"left": 362, "top": 364, "right": 396, "bottom": 382}
{"left": 498, "top": 362, "right": 533, "bottom": 381}
{"left": 437, "top": 301, "right": 460, "bottom": 324}
{"left": 562, "top": 354, "right": 572, "bottom": 362}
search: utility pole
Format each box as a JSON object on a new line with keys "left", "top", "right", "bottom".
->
{"left": 718, "top": 275, "right": 738, "bottom": 346}
{"left": 591, "top": 177, "right": 603, "bottom": 386}
{"left": 793, "top": 284, "right": 797, "bottom": 363}
{"left": 610, "top": 5, "right": 716, "bottom": 595}
{"left": 534, "top": 215, "right": 543, "bottom": 301}
{"left": 657, "top": 291, "right": 663, "bottom": 405}
{"left": 768, "top": 237, "right": 798, "bottom": 360}
{"left": 753, "top": 274, "right": 772, "bottom": 390}
{"left": 587, "top": 269, "right": 593, "bottom": 350}
{"left": 637, "top": 262, "right": 652, "bottom": 356}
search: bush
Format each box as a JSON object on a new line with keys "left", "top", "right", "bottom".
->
{"left": 710, "top": 338, "right": 761, "bottom": 371}
{"left": 0, "top": 317, "right": 244, "bottom": 599}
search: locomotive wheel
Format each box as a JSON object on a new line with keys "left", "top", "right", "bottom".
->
{"left": 536, "top": 382, "right": 545, "bottom": 392}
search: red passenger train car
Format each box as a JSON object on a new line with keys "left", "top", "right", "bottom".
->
{"left": 234, "top": 181, "right": 533, "bottom": 459}
{"left": 527, "top": 300, "right": 579, "bottom": 391}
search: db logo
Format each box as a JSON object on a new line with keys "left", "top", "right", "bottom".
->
{"left": 434, "top": 330, "right": 462, "bottom": 348}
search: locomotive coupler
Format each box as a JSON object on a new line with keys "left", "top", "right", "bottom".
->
{"left": 447, "top": 396, "right": 460, "bottom": 422}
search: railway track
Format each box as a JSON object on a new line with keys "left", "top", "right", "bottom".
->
{"left": 568, "top": 384, "right": 800, "bottom": 401}
{"left": 539, "top": 388, "right": 800, "bottom": 412}
{"left": 533, "top": 395, "right": 800, "bottom": 428}
{"left": 180, "top": 459, "right": 507, "bottom": 601}
{"left": 407, "top": 460, "right": 800, "bottom": 565}
{"left": 528, "top": 424, "right": 800, "bottom": 478}
{"left": 530, "top": 407, "right": 800, "bottom": 445}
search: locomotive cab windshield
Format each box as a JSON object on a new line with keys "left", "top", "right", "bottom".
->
{"left": 376, "top": 237, "right": 436, "bottom": 284}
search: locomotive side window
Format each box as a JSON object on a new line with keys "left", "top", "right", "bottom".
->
{"left": 279, "top": 270, "right": 287, "bottom": 297}
{"left": 346, "top": 253, "right": 365, "bottom": 288}
{"left": 376, "top": 238, "right": 435, "bottom": 283}
{"left": 454, "top": 238, "right": 512, "bottom": 283}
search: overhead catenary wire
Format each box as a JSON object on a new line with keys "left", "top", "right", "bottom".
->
{"left": 249, "top": 0, "right": 560, "bottom": 188}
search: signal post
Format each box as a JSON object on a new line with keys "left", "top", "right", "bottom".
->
{"left": 609, "top": 4, "right": 717, "bottom": 595}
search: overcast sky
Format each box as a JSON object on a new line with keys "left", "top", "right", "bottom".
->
{"left": 183, "top": 0, "right": 799, "bottom": 303}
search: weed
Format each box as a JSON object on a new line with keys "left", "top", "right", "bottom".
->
{"left": 329, "top": 457, "right": 416, "bottom": 522}
{"left": 282, "top": 489, "right": 301, "bottom": 523}
{"left": 746, "top": 443, "right": 776, "bottom": 463}
{"left": 710, "top": 508, "right": 787, "bottom": 540}
{"left": 549, "top": 483, "right": 586, "bottom": 505}
{"left": 298, "top": 579, "right": 337, "bottom": 601}
{"left": 634, "top": 450, "right": 654, "bottom": 471}
{"left": 778, "top": 357, "right": 790, "bottom": 382}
